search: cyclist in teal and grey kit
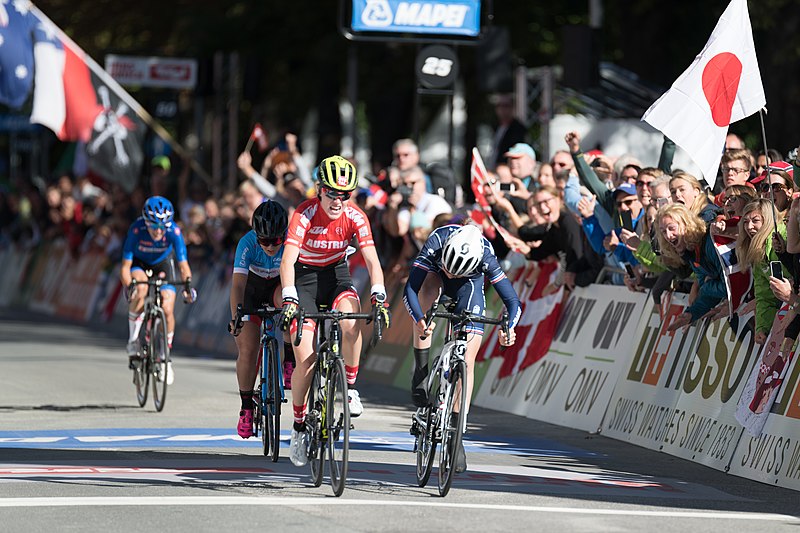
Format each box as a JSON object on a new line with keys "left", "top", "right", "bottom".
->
{"left": 228, "top": 200, "right": 296, "bottom": 438}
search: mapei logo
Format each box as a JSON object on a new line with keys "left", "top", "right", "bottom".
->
{"left": 361, "top": 0, "right": 470, "bottom": 29}
{"left": 361, "top": 0, "right": 393, "bottom": 27}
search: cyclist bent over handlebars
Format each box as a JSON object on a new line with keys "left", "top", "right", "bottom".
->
{"left": 403, "top": 223, "right": 521, "bottom": 473}
{"left": 120, "top": 196, "right": 196, "bottom": 383}
{"left": 279, "top": 156, "right": 390, "bottom": 467}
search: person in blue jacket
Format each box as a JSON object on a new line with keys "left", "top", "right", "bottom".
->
{"left": 655, "top": 203, "right": 726, "bottom": 330}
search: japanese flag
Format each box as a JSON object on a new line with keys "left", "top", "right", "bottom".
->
{"left": 642, "top": 0, "right": 765, "bottom": 188}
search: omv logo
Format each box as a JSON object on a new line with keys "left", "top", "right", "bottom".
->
{"left": 361, "top": 0, "right": 393, "bottom": 27}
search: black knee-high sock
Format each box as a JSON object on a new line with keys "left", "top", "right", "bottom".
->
{"left": 283, "top": 342, "right": 295, "bottom": 365}
{"left": 413, "top": 348, "right": 429, "bottom": 385}
{"left": 240, "top": 390, "right": 254, "bottom": 410}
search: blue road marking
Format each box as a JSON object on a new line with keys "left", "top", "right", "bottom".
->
{"left": 0, "top": 429, "right": 600, "bottom": 457}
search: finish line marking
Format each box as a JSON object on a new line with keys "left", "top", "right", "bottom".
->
{"left": 0, "top": 496, "right": 794, "bottom": 522}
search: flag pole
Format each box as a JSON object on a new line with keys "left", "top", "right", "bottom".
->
{"left": 757, "top": 108, "right": 780, "bottom": 239}
{"left": 30, "top": 5, "right": 213, "bottom": 186}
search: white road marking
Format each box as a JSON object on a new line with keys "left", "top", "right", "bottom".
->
{"left": 0, "top": 497, "right": 794, "bottom": 522}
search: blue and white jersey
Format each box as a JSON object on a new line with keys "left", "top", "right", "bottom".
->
{"left": 122, "top": 217, "right": 188, "bottom": 265}
{"left": 404, "top": 224, "right": 521, "bottom": 328}
{"left": 232, "top": 230, "right": 283, "bottom": 280}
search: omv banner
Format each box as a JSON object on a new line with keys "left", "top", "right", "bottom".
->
{"left": 351, "top": 0, "right": 481, "bottom": 36}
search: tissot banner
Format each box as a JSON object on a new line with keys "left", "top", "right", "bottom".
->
{"left": 351, "top": 0, "right": 481, "bottom": 37}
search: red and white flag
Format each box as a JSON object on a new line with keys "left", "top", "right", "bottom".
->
{"left": 470, "top": 147, "right": 491, "bottom": 210}
{"left": 250, "top": 123, "right": 269, "bottom": 152}
{"left": 642, "top": 0, "right": 765, "bottom": 188}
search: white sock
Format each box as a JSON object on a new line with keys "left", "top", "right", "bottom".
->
{"left": 167, "top": 331, "right": 174, "bottom": 349}
{"left": 128, "top": 312, "right": 144, "bottom": 342}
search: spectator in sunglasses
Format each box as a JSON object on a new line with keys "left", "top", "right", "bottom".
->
{"left": 753, "top": 161, "right": 795, "bottom": 221}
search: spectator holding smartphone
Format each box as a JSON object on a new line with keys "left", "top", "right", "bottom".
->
{"left": 736, "top": 198, "right": 790, "bottom": 344}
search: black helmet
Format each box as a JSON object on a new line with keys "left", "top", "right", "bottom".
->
{"left": 252, "top": 200, "right": 288, "bottom": 241}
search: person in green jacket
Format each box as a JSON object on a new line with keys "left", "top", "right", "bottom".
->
{"left": 736, "top": 198, "right": 791, "bottom": 344}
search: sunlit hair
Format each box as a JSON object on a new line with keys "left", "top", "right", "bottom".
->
{"left": 534, "top": 185, "right": 562, "bottom": 209}
{"left": 721, "top": 148, "right": 753, "bottom": 169}
{"left": 725, "top": 184, "right": 758, "bottom": 202}
{"left": 670, "top": 171, "right": 711, "bottom": 216}
{"left": 736, "top": 198, "right": 777, "bottom": 269}
{"left": 655, "top": 203, "right": 707, "bottom": 268}
{"left": 637, "top": 167, "right": 665, "bottom": 181}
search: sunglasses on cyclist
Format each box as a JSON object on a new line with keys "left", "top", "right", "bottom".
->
{"left": 257, "top": 236, "right": 285, "bottom": 247}
{"left": 322, "top": 188, "right": 351, "bottom": 201}
{"left": 145, "top": 221, "right": 168, "bottom": 231}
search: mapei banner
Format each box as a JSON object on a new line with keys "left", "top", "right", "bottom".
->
{"left": 351, "top": 0, "right": 481, "bottom": 37}
{"left": 602, "top": 293, "right": 758, "bottom": 471}
{"left": 474, "top": 285, "right": 649, "bottom": 433}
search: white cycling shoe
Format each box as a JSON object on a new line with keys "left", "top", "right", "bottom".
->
{"left": 348, "top": 389, "right": 363, "bottom": 417}
{"left": 290, "top": 429, "right": 309, "bottom": 467}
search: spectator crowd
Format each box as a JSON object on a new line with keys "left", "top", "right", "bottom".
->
{"left": 2, "top": 101, "right": 800, "bottom": 350}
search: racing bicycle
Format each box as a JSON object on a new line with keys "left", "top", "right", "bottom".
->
{"left": 129, "top": 272, "right": 193, "bottom": 412}
{"left": 231, "top": 303, "right": 286, "bottom": 462}
{"left": 411, "top": 295, "right": 508, "bottom": 496}
{"left": 293, "top": 305, "right": 383, "bottom": 497}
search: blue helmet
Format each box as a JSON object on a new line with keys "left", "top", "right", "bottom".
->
{"left": 142, "top": 196, "right": 174, "bottom": 227}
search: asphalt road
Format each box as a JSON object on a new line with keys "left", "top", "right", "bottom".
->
{"left": 1, "top": 309, "right": 799, "bottom": 532}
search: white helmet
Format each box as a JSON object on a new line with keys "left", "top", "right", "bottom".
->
{"left": 441, "top": 225, "right": 484, "bottom": 277}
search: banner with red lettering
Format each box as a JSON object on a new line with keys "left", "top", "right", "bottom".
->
{"left": 475, "top": 284, "right": 648, "bottom": 432}
{"left": 602, "top": 293, "right": 758, "bottom": 471}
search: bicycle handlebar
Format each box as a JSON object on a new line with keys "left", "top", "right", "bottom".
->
{"left": 229, "top": 303, "right": 282, "bottom": 335}
{"left": 419, "top": 290, "right": 510, "bottom": 341}
{"left": 293, "top": 308, "right": 375, "bottom": 347}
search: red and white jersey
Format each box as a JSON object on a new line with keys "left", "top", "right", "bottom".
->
{"left": 286, "top": 198, "right": 375, "bottom": 267}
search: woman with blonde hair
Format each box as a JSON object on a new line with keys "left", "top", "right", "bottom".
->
{"left": 669, "top": 171, "right": 718, "bottom": 223}
{"left": 736, "top": 198, "right": 790, "bottom": 343}
{"left": 656, "top": 203, "right": 726, "bottom": 330}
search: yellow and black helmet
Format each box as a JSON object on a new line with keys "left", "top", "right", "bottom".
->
{"left": 317, "top": 155, "right": 358, "bottom": 192}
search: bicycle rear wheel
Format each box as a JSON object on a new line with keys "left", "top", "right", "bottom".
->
{"left": 151, "top": 309, "right": 169, "bottom": 412}
{"left": 308, "top": 366, "right": 325, "bottom": 487}
{"left": 438, "top": 359, "right": 467, "bottom": 497}
{"left": 327, "top": 357, "right": 350, "bottom": 496}
{"left": 264, "top": 337, "right": 282, "bottom": 462}
{"left": 415, "top": 369, "right": 440, "bottom": 487}
{"left": 133, "top": 320, "right": 150, "bottom": 407}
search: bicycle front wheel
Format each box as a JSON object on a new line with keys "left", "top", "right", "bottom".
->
{"left": 133, "top": 320, "right": 150, "bottom": 407}
{"left": 415, "top": 368, "right": 440, "bottom": 487}
{"left": 308, "top": 366, "right": 325, "bottom": 487}
{"left": 438, "top": 359, "right": 467, "bottom": 497}
{"left": 151, "top": 309, "right": 170, "bottom": 412}
{"left": 327, "top": 357, "right": 350, "bottom": 496}
{"left": 264, "top": 337, "right": 282, "bottom": 462}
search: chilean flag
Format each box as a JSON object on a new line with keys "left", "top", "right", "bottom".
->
{"left": 642, "top": 0, "right": 765, "bottom": 188}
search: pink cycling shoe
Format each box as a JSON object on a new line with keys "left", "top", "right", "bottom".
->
{"left": 283, "top": 362, "right": 294, "bottom": 390}
{"left": 237, "top": 409, "right": 254, "bottom": 438}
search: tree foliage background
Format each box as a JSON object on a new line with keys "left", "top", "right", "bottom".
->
{"left": 36, "top": 0, "right": 800, "bottom": 164}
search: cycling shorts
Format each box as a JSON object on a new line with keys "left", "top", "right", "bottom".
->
{"left": 132, "top": 256, "right": 178, "bottom": 292}
{"left": 243, "top": 271, "right": 281, "bottom": 327}
{"left": 440, "top": 272, "right": 486, "bottom": 335}
{"left": 295, "top": 261, "right": 359, "bottom": 332}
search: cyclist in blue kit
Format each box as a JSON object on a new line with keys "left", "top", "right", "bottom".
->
{"left": 227, "top": 200, "right": 295, "bottom": 438}
{"left": 404, "top": 223, "right": 521, "bottom": 473}
{"left": 120, "top": 196, "right": 196, "bottom": 383}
